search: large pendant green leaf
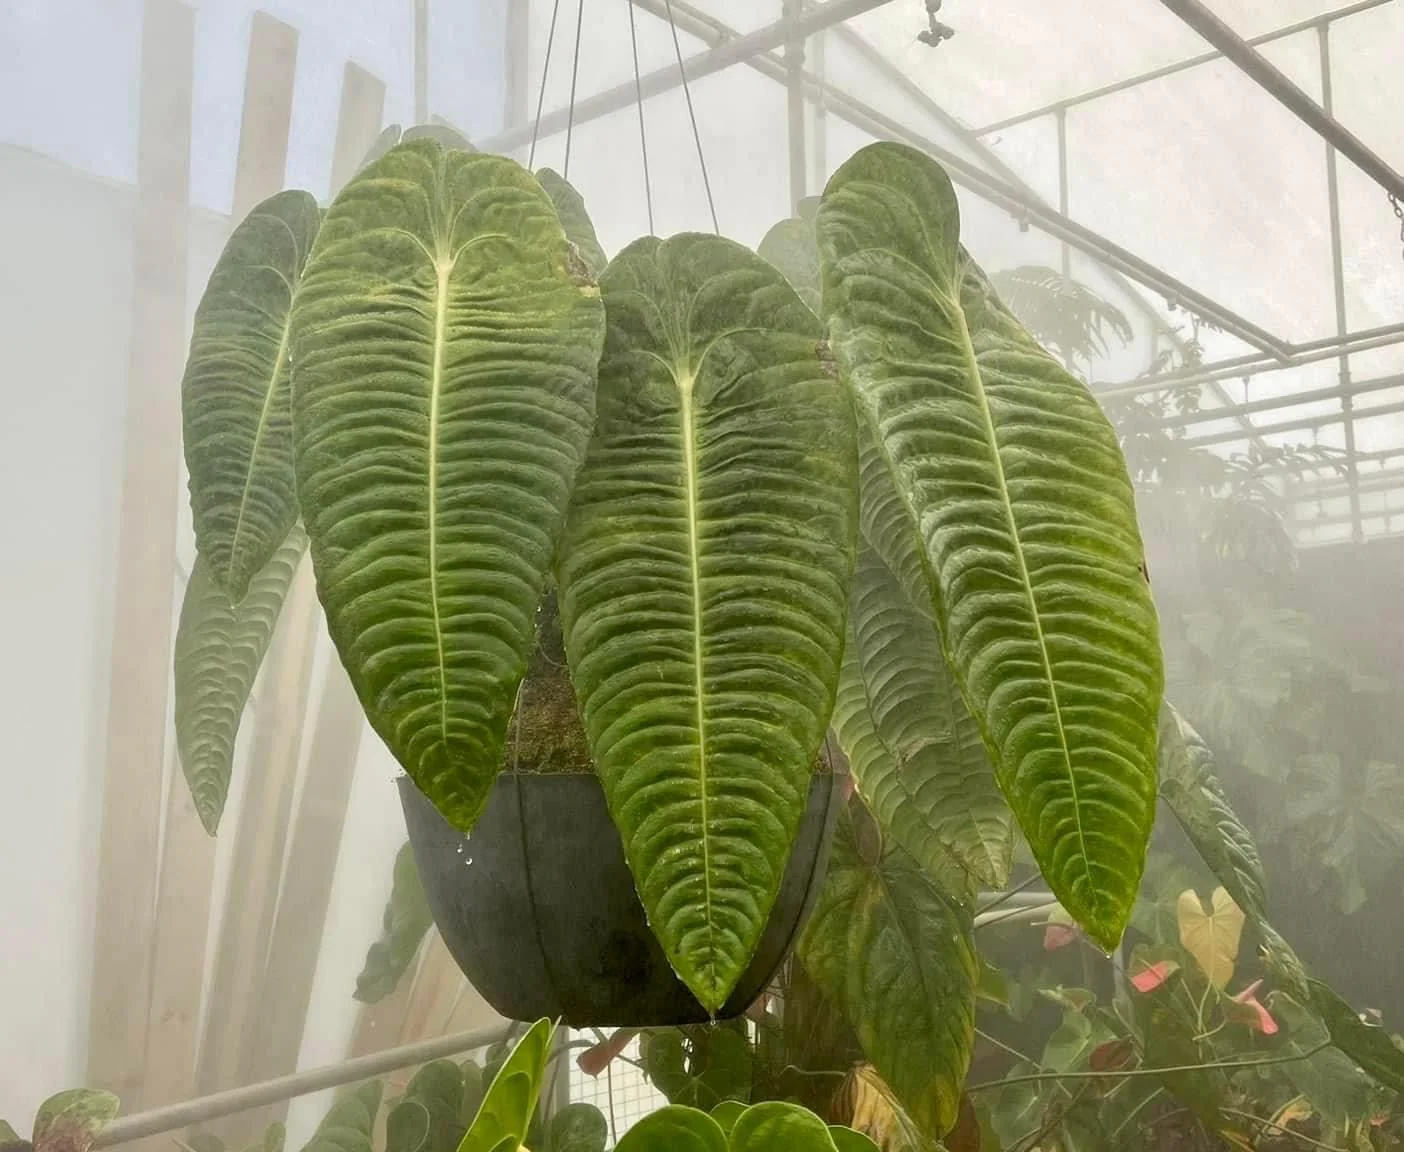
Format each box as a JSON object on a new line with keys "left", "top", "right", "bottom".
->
{"left": 174, "top": 524, "right": 307, "bottom": 834}
{"left": 816, "top": 142, "right": 1162, "bottom": 949}
{"left": 558, "top": 232, "right": 856, "bottom": 1012}
{"left": 848, "top": 543, "right": 1013, "bottom": 887}
{"left": 1158, "top": 704, "right": 1267, "bottom": 922}
{"left": 537, "top": 168, "right": 608, "bottom": 280}
{"left": 799, "top": 803, "right": 977, "bottom": 1138}
{"left": 289, "top": 140, "right": 605, "bottom": 832}
{"left": 183, "top": 190, "right": 320, "bottom": 601}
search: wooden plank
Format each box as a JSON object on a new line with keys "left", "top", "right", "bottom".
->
{"left": 85, "top": 0, "right": 195, "bottom": 1108}
{"left": 328, "top": 63, "right": 387, "bottom": 195}
{"left": 139, "top": 10, "right": 301, "bottom": 1117}
{"left": 231, "top": 12, "right": 299, "bottom": 220}
{"left": 195, "top": 561, "right": 319, "bottom": 1108}
{"left": 243, "top": 664, "right": 365, "bottom": 1097}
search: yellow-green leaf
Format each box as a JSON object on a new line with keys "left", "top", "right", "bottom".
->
{"left": 290, "top": 139, "right": 605, "bottom": 832}
{"left": 816, "top": 142, "right": 1162, "bottom": 950}
{"left": 1176, "top": 887, "right": 1244, "bottom": 989}
{"left": 558, "top": 232, "right": 856, "bottom": 1011}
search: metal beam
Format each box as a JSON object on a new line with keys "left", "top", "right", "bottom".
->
{"left": 1159, "top": 0, "right": 1404, "bottom": 203}
{"left": 976, "top": 0, "right": 1392, "bottom": 136}
{"left": 1185, "top": 395, "right": 1404, "bottom": 449}
{"left": 95, "top": 1025, "right": 509, "bottom": 1147}
{"left": 1097, "top": 322, "right": 1404, "bottom": 399}
{"left": 480, "top": 0, "right": 896, "bottom": 154}
{"left": 614, "top": 0, "right": 1291, "bottom": 360}
{"left": 1157, "top": 371, "right": 1404, "bottom": 430}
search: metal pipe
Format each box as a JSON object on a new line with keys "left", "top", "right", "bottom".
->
{"left": 1157, "top": 371, "right": 1404, "bottom": 429}
{"left": 1185, "top": 395, "right": 1404, "bottom": 449}
{"left": 540, "top": 0, "right": 1291, "bottom": 360}
{"left": 1159, "top": 0, "right": 1404, "bottom": 202}
{"left": 1096, "top": 322, "right": 1404, "bottom": 399}
{"left": 784, "top": 0, "right": 808, "bottom": 212}
{"left": 479, "top": 0, "right": 895, "bottom": 154}
{"left": 975, "top": 0, "right": 1393, "bottom": 137}
{"left": 95, "top": 1025, "right": 510, "bottom": 1147}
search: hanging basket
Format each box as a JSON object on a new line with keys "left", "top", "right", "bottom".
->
{"left": 399, "top": 768, "right": 842, "bottom": 1027}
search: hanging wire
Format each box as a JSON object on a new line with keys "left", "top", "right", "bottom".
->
{"left": 627, "top": 0, "right": 655, "bottom": 235}
{"left": 563, "top": 0, "right": 587, "bottom": 178}
{"left": 662, "top": 0, "right": 719, "bottom": 233}
{"left": 1390, "top": 192, "right": 1404, "bottom": 264}
{"left": 528, "top": 0, "right": 564, "bottom": 169}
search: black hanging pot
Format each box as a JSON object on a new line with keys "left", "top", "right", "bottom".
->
{"left": 397, "top": 590, "right": 843, "bottom": 1026}
{"left": 399, "top": 768, "right": 842, "bottom": 1026}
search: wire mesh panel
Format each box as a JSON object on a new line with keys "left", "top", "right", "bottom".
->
{"left": 567, "top": 1032, "right": 669, "bottom": 1147}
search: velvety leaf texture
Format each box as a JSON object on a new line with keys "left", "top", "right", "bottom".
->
{"left": 460, "top": 1018, "right": 555, "bottom": 1152}
{"left": 537, "top": 169, "right": 608, "bottom": 280}
{"left": 1158, "top": 704, "right": 1267, "bottom": 922}
{"left": 354, "top": 840, "right": 433, "bottom": 1003}
{"left": 799, "top": 806, "right": 977, "bottom": 1138}
{"left": 174, "top": 524, "right": 307, "bottom": 834}
{"left": 290, "top": 139, "right": 605, "bottom": 832}
{"left": 757, "top": 217, "right": 821, "bottom": 314}
{"left": 848, "top": 544, "right": 1013, "bottom": 887}
{"left": 183, "top": 189, "right": 320, "bottom": 600}
{"left": 816, "top": 142, "right": 1162, "bottom": 949}
{"left": 558, "top": 232, "right": 856, "bottom": 1011}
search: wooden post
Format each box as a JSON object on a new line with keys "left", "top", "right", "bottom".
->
{"left": 86, "top": 0, "right": 195, "bottom": 1108}
{"left": 139, "top": 9, "right": 300, "bottom": 1118}
{"left": 328, "top": 63, "right": 387, "bottom": 195}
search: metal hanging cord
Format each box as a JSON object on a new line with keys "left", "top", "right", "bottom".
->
{"left": 628, "top": 0, "right": 656, "bottom": 234}
{"left": 528, "top": 0, "right": 564, "bottom": 168}
{"left": 662, "top": 0, "right": 719, "bottom": 233}
{"left": 563, "top": 0, "right": 587, "bottom": 178}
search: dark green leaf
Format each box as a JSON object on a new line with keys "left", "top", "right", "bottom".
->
{"left": 536, "top": 169, "right": 607, "bottom": 280}
{"left": 847, "top": 543, "right": 1013, "bottom": 887}
{"left": 546, "top": 1104, "right": 607, "bottom": 1152}
{"left": 818, "top": 142, "right": 1162, "bottom": 950}
{"left": 558, "top": 232, "right": 856, "bottom": 1010}
{"left": 299, "top": 1081, "right": 383, "bottom": 1152}
{"left": 799, "top": 803, "right": 977, "bottom": 1137}
{"left": 174, "top": 525, "right": 306, "bottom": 834}
{"left": 1158, "top": 704, "right": 1267, "bottom": 921}
{"left": 385, "top": 1102, "right": 431, "bottom": 1152}
{"left": 183, "top": 190, "right": 320, "bottom": 600}
{"left": 402, "top": 1059, "right": 465, "bottom": 1152}
{"left": 1308, "top": 979, "right": 1404, "bottom": 1096}
{"left": 290, "top": 139, "right": 605, "bottom": 833}
{"left": 355, "top": 841, "right": 433, "bottom": 1003}
{"left": 643, "top": 1026, "right": 751, "bottom": 1110}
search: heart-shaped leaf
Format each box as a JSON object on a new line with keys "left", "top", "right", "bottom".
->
{"left": 615, "top": 1107, "right": 726, "bottom": 1152}
{"left": 402, "top": 1060, "right": 466, "bottom": 1152}
{"left": 174, "top": 525, "right": 307, "bottom": 834}
{"left": 558, "top": 232, "right": 856, "bottom": 1010}
{"left": 846, "top": 544, "right": 1013, "bottom": 887}
{"left": 817, "top": 142, "right": 1162, "bottom": 950}
{"left": 385, "top": 1102, "right": 431, "bottom": 1152}
{"left": 1176, "top": 887, "right": 1244, "bottom": 989}
{"left": 290, "top": 139, "right": 605, "bottom": 832}
{"left": 183, "top": 189, "right": 320, "bottom": 600}
{"left": 799, "top": 803, "right": 976, "bottom": 1137}
{"left": 460, "top": 1018, "right": 555, "bottom": 1152}
{"left": 708, "top": 1103, "right": 745, "bottom": 1137}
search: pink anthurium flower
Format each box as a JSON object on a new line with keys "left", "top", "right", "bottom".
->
{"left": 1230, "top": 980, "right": 1278, "bottom": 1035}
{"left": 1130, "top": 960, "right": 1179, "bottom": 993}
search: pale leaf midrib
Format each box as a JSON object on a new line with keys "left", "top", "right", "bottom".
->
{"left": 946, "top": 290, "right": 1098, "bottom": 918}
{"left": 428, "top": 258, "right": 452, "bottom": 755}
{"left": 676, "top": 367, "right": 718, "bottom": 998}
